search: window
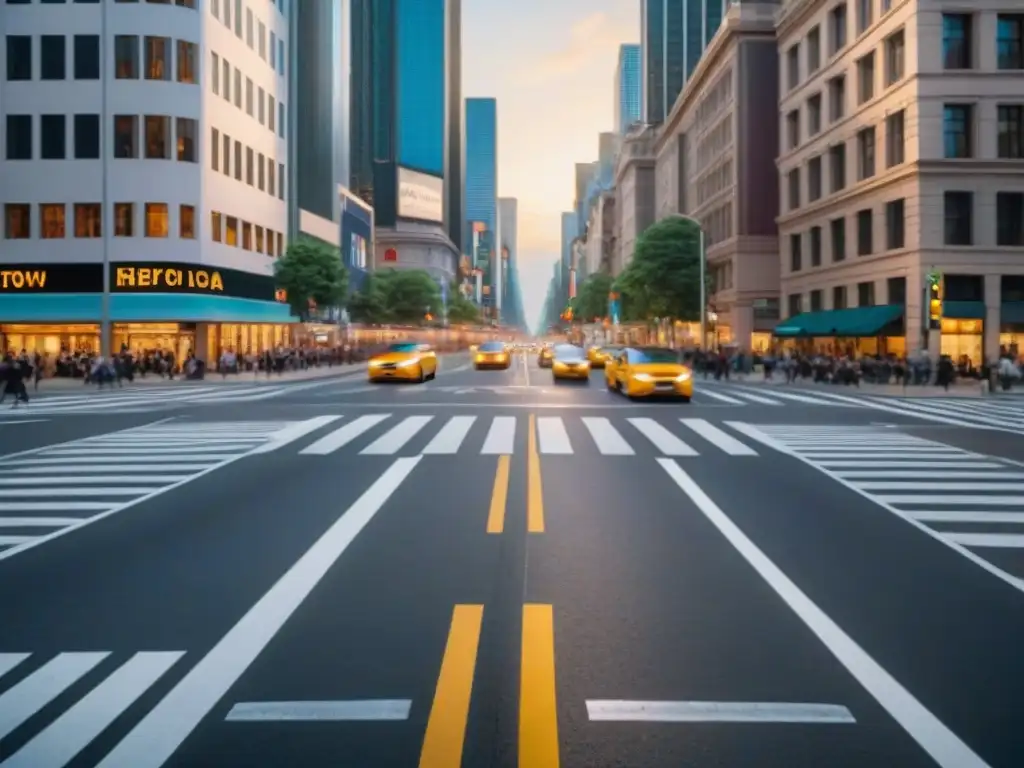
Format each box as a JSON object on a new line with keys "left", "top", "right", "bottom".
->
{"left": 829, "top": 142, "right": 846, "bottom": 192}
{"left": 41, "top": 115, "right": 67, "bottom": 159}
{"left": 6, "top": 115, "right": 31, "bottom": 160}
{"left": 223, "top": 0, "right": 231, "bottom": 26}
{"left": 807, "top": 26, "right": 821, "bottom": 72}
{"left": 809, "top": 226, "right": 822, "bottom": 267}
{"left": 234, "top": 0, "right": 242, "bottom": 36}
{"left": 997, "top": 15, "right": 1024, "bottom": 70}
{"left": 277, "top": 40, "right": 284, "bottom": 75}
{"left": 5, "top": 204, "right": 30, "bottom": 239}
{"left": 996, "top": 192, "right": 1024, "bottom": 245}
{"left": 857, "top": 281, "right": 875, "bottom": 307}
{"left": 41, "top": 36, "right": 66, "bottom": 80}
{"left": 856, "top": 209, "right": 872, "bottom": 255}
{"left": 115, "top": 35, "right": 139, "bottom": 78}
{"left": 172, "top": 117, "right": 196, "bottom": 162}
{"left": 267, "top": 157, "right": 275, "bottom": 195}
{"left": 222, "top": 59, "right": 231, "bottom": 101}
{"left": 786, "top": 110, "right": 800, "bottom": 150}
{"left": 6, "top": 35, "right": 31, "bottom": 80}
{"left": 787, "top": 169, "right": 801, "bottom": 210}
{"left": 997, "top": 105, "right": 1024, "bottom": 159}
{"left": 885, "top": 199, "right": 905, "bottom": 249}
{"left": 177, "top": 40, "right": 197, "bottom": 83}
{"left": 258, "top": 88, "right": 265, "bottom": 123}
{"left": 74, "top": 114, "right": 100, "bottom": 159}
{"left": 832, "top": 285, "right": 847, "bottom": 310}
{"left": 787, "top": 294, "right": 803, "bottom": 318}
{"left": 277, "top": 231, "right": 285, "bottom": 257}
{"left": 810, "top": 290, "right": 823, "bottom": 311}
{"left": 828, "top": 75, "right": 845, "bottom": 122}
{"left": 885, "top": 110, "right": 905, "bottom": 167}
{"left": 212, "top": 52, "right": 220, "bottom": 93}
{"left": 807, "top": 93, "right": 822, "bottom": 135}
{"left": 222, "top": 133, "right": 231, "bottom": 175}
{"left": 885, "top": 29, "right": 905, "bottom": 85}
{"left": 268, "top": 95, "right": 276, "bottom": 131}
{"left": 856, "top": 0, "right": 872, "bottom": 34}
{"left": 943, "top": 104, "right": 973, "bottom": 158}
{"left": 278, "top": 164, "right": 285, "bottom": 200}
{"left": 74, "top": 203, "right": 101, "bottom": 237}
{"left": 74, "top": 35, "right": 99, "bottom": 79}
{"left": 255, "top": 225, "right": 264, "bottom": 253}
{"left": 258, "top": 21, "right": 266, "bottom": 59}
{"left": 942, "top": 14, "right": 972, "bottom": 69}
{"left": 943, "top": 191, "right": 973, "bottom": 245}
{"left": 808, "top": 155, "right": 822, "bottom": 201}
{"left": 179, "top": 204, "right": 195, "bottom": 238}
{"left": 234, "top": 140, "right": 242, "bottom": 180}
{"left": 234, "top": 68, "right": 242, "bottom": 108}
{"left": 786, "top": 44, "right": 800, "bottom": 90}
{"left": 114, "top": 203, "right": 134, "bottom": 236}
{"left": 40, "top": 204, "right": 66, "bottom": 238}
{"left": 789, "top": 234, "right": 802, "bottom": 272}
{"left": 246, "top": 77, "right": 253, "bottom": 116}
{"left": 829, "top": 3, "right": 847, "bottom": 55}
{"left": 246, "top": 147, "right": 254, "bottom": 184}
{"left": 145, "top": 36, "right": 171, "bottom": 80}
{"left": 857, "top": 52, "right": 874, "bottom": 104}
{"left": 245, "top": 8, "right": 253, "bottom": 46}
{"left": 145, "top": 116, "right": 171, "bottom": 159}
{"left": 211, "top": 127, "right": 219, "bottom": 171}
{"left": 267, "top": 228, "right": 276, "bottom": 256}
{"left": 856, "top": 126, "right": 875, "bottom": 180}
{"left": 258, "top": 152, "right": 265, "bottom": 190}
{"left": 278, "top": 102, "right": 285, "bottom": 137}
{"left": 225, "top": 215, "right": 238, "bottom": 245}
{"left": 830, "top": 217, "right": 846, "bottom": 261}
{"left": 211, "top": 211, "right": 223, "bottom": 242}
{"left": 888, "top": 276, "right": 906, "bottom": 305}
{"left": 145, "top": 203, "right": 169, "bottom": 237}
{"left": 114, "top": 115, "right": 139, "bottom": 158}
{"left": 242, "top": 221, "right": 252, "bottom": 249}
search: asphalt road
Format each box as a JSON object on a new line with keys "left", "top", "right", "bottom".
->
{"left": 1, "top": 351, "right": 1023, "bottom": 767}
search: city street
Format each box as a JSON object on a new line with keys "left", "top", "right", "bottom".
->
{"left": 1, "top": 351, "right": 1023, "bottom": 767}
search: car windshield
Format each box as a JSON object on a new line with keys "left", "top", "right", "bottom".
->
{"left": 554, "top": 345, "right": 585, "bottom": 361}
{"left": 629, "top": 348, "right": 679, "bottom": 364}
{"left": 480, "top": 342, "right": 505, "bottom": 352}
{"left": 387, "top": 343, "right": 419, "bottom": 353}
{"left": 601, "top": 346, "right": 622, "bottom": 354}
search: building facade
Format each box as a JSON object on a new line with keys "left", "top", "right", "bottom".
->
{"left": 613, "top": 125, "right": 658, "bottom": 275}
{"left": 0, "top": 0, "right": 293, "bottom": 361}
{"left": 498, "top": 196, "right": 518, "bottom": 324}
{"left": 655, "top": 0, "right": 782, "bottom": 351}
{"left": 615, "top": 43, "right": 642, "bottom": 134}
{"left": 775, "top": 0, "right": 1024, "bottom": 364}
{"left": 465, "top": 97, "right": 499, "bottom": 311}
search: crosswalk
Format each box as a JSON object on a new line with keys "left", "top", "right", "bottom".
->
{"left": 0, "top": 421, "right": 292, "bottom": 557}
{"left": 296, "top": 414, "right": 760, "bottom": 458}
{"left": 734, "top": 424, "right": 1024, "bottom": 586}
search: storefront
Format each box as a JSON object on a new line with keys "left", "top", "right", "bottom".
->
{"left": 0, "top": 262, "right": 296, "bottom": 360}
{"left": 772, "top": 304, "right": 906, "bottom": 354}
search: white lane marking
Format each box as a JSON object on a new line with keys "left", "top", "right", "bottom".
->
{"left": 796, "top": 453, "right": 968, "bottom": 460}
{"left": 1, "top": 464, "right": 214, "bottom": 473}
{"left": 911, "top": 511, "right": 1024, "bottom": 523}
{"left": 0, "top": 654, "right": 29, "bottom": 682}
{"left": 2, "top": 652, "right": 184, "bottom": 768}
{"left": 657, "top": 459, "right": 991, "bottom": 768}
{"left": 0, "top": 476, "right": 189, "bottom": 486}
{"left": 879, "top": 495, "right": 1024, "bottom": 505}
{"left": 585, "top": 700, "right": 856, "bottom": 723}
{"left": 626, "top": 418, "right": 697, "bottom": 456}
{"left": 0, "top": 535, "right": 32, "bottom": 545}
{"left": 251, "top": 416, "right": 342, "bottom": 454}
{"left": 225, "top": 699, "right": 411, "bottom": 722}
{"left": 536, "top": 417, "right": 572, "bottom": 454}
{"left": 581, "top": 417, "right": 634, "bottom": 455}
{"left": 0, "top": 488, "right": 160, "bottom": 497}
{"left": 739, "top": 388, "right": 836, "bottom": 406}
{"left": 817, "top": 460, "right": 1003, "bottom": 469}
{"left": 0, "top": 652, "right": 110, "bottom": 740}
{"left": 0, "top": 420, "right": 49, "bottom": 425}
{"left": 680, "top": 419, "right": 757, "bottom": 456}
{"left": 727, "top": 422, "right": 1024, "bottom": 595}
{"left": 840, "top": 471, "right": 1024, "bottom": 479}
{"left": 480, "top": 417, "right": 516, "bottom": 454}
{"left": 46, "top": 447, "right": 251, "bottom": 456}
{"left": 0, "top": 502, "right": 107, "bottom": 512}
{"left": 732, "top": 392, "right": 783, "bottom": 405}
{"left": 360, "top": 416, "right": 433, "bottom": 455}
{"left": 421, "top": 416, "right": 476, "bottom": 455}
{"left": 698, "top": 390, "right": 745, "bottom": 404}
{"left": 0, "top": 417, "right": 175, "bottom": 463}
{"left": 0, "top": 517, "right": 82, "bottom": 527}
{"left": 299, "top": 415, "right": 389, "bottom": 455}
{"left": 96, "top": 457, "right": 421, "bottom": 768}
{"left": 857, "top": 481, "right": 1024, "bottom": 492}
{"left": 944, "top": 532, "right": 1024, "bottom": 548}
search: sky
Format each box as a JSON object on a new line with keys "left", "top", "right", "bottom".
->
{"left": 462, "top": 0, "right": 640, "bottom": 329}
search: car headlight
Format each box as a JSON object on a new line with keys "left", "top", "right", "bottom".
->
{"left": 396, "top": 358, "right": 419, "bottom": 367}
{"left": 633, "top": 373, "right": 652, "bottom": 381}
{"left": 475, "top": 354, "right": 484, "bottom": 362}
{"left": 676, "top": 371, "right": 691, "bottom": 381}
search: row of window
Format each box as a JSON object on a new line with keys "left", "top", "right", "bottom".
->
{"left": 209, "top": 0, "right": 285, "bottom": 78}
{"left": 788, "top": 276, "right": 907, "bottom": 317}
{"left": 5, "top": 34, "right": 197, "bottom": 84}
{"left": 210, "top": 210, "right": 283, "bottom": 257}
{"left": 943, "top": 103, "right": 1024, "bottom": 160}
{"left": 4, "top": 202, "right": 196, "bottom": 239}
{"left": 210, "top": 128, "right": 285, "bottom": 201}
{"left": 6, "top": 113, "right": 198, "bottom": 162}
{"left": 211, "top": 52, "right": 284, "bottom": 140}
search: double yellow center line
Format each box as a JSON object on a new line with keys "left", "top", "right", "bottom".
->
{"left": 488, "top": 414, "right": 545, "bottom": 534}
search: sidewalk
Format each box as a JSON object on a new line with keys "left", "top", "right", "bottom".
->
{"left": 719, "top": 376, "right": 987, "bottom": 398}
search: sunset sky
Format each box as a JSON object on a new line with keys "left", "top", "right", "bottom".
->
{"left": 462, "top": 0, "right": 639, "bottom": 328}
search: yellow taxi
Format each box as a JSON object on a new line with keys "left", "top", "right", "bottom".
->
{"left": 551, "top": 344, "right": 591, "bottom": 382}
{"left": 368, "top": 342, "right": 438, "bottom": 383}
{"left": 587, "top": 344, "right": 620, "bottom": 368}
{"left": 537, "top": 345, "right": 554, "bottom": 368}
{"left": 607, "top": 346, "right": 692, "bottom": 401}
{"left": 474, "top": 341, "right": 512, "bottom": 369}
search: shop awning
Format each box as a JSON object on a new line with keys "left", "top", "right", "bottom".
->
{"left": 773, "top": 304, "right": 905, "bottom": 338}
{"left": 942, "top": 300, "right": 985, "bottom": 319}
{"left": 0, "top": 294, "right": 298, "bottom": 323}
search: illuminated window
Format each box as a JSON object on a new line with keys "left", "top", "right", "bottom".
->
{"left": 114, "top": 202, "right": 134, "bottom": 236}
{"left": 211, "top": 210, "right": 223, "bottom": 242}
{"left": 74, "top": 203, "right": 102, "bottom": 238}
{"left": 4, "top": 204, "right": 30, "bottom": 239}
{"left": 176, "top": 40, "right": 197, "bottom": 83}
{"left": 145, "top": 115, "right": 171, "bottom": 159}
{"left": 144, "top": 36, "right": 171, "bottom": 80}
{"left": 40, "top": 204, "right": 65, "bottom": 238}
{"left": 242, "top": 221, "right": 252, "bottom": 249}
{"left": 145, "top": 203, "right": 169, "bottom": 237}
{"left": 180, "top": 204, "right": 195, "bottom": 238}
{"left": 255, "top": 224, "right": 264, "bottom": 253}
{"left": 226, "top": 215, "right": 238, "bottom": 245}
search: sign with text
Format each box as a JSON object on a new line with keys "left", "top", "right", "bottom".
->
{"left": 111, "top": 262, "right": 278, "bottom": 301}
{"left": 0, "top": 264, "right": 104, "bottom": 293}
{"left": 397, "top": 166, "right": 444, "bottom": 223}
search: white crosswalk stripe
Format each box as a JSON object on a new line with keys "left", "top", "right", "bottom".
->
{"left": 480, "top": 416, "right": 516, "bottom": 454}
{"left": 0, "top": 421, "right": 293, "bottom": 559}
{"left": 731, "top": 423, "right": 1024, "bottom": 590}
{"left": 421, "top": 416, "right": 475, "bottom": 454}
{"left": 581, "top": 417, "right": 634, "bottom": 455}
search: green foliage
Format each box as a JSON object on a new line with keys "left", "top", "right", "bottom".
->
{"left": 346, "top": 273, "right": 390, "bottom": 324}
{"left": 614, "top": 216, "right": 711, "bottom": 322}
{"left": 346, "top": 268, "right": 442, "bottom": 325}
{"left": 273, "top": 236, "right": 348, "bottom": 320}
{"left": 574, "top": 272, "right": 615, "bottom": 322}
{"left": 445, "top": 284, "right": 482, "bottom": 324}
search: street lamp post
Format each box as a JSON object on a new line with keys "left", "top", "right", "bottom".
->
{"left": 667, "top": 214, "right": 707, "bottom": 349}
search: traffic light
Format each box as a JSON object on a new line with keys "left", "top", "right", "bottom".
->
{"left": 927, "top": 272, "right": 942, "bottom": 330}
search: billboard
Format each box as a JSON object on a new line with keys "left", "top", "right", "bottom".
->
{"left": 397, "top": 167, "right": 444, "bottom": 223}
{"left": 341, "top": 195, "right": 372, "bottom": 272}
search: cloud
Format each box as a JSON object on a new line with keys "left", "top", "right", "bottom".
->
{"left": 524, "top": 12, "right": 623, "bottom": 81}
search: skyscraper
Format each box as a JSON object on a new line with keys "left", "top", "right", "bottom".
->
{"left": 465, "top": 98, "right": 499, "bottom": 311}
{"left": 447, "top": 0, "right": 464, "bottom": 253}
{"left": 615, "top": 44, "right": 642, "bottom": 134}
{"left": 498, "top": 197, "right": 518, "bottom": 325}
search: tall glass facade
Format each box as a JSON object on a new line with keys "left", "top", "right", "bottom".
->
{"left": 615, "top": 44, "right": 642, "bottom": 134}
{"left": 396, "top": 0, "right": 446, "bottom": 175}
{"left": 464, "top": 98, "right": 498, "bottom": 247}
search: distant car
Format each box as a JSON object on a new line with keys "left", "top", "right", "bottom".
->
{"left": 587, "top": 344, "right": 621, "bottom": 368}
{"left": 607, "top": 346, "right": 692, "bottom": 401}
{"left": 538, "top": 345, "right": 554, "bottom": 368}
{"left": 551, "top": 344, "right": 590, "bottom": 382}
{"left": 475, "top": 341, "right": 512, "bottom": 370}
{"left": 368, "top": 342, "right": 437, "bottom": 383}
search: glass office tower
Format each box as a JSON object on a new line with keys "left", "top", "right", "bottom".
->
{"left": 615, "top": 44, "right": 642, "bottom": 134}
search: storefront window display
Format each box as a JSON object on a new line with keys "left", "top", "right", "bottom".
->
{"left": 940, "top": 318, "right": 983, "bottom": 366}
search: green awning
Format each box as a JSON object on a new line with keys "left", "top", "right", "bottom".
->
{"left": 773, "top": 304, "right": 905, "bottom": 338}
{"left": 942, "top": 300, "right": 985, "bottom": 319}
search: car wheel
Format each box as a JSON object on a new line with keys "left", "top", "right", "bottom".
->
{"left": 679, "top": 395, "right": 691, "bottom": 403}
{"left": 417, "top": 366, "right": 425, "bottom": 383}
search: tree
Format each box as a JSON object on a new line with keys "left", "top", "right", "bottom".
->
{"left": 273, "top": 237, "right": 348, "bottom": 321}
{"left": 614, "top": 216, "right": 710, "bottom": 322}
{"left": 574, "top": 272, "right": 615, "bottom": 322}
{"left": 445, "top": 284, "right": 481, "bottom": 324}
{"left": 347, "top": 272, "right": 391, "bottom": 324}
{"left": 348, "top": 268, "right": 442, "bottom": 325}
